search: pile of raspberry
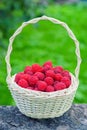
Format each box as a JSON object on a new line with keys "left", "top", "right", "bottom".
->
{"left": 15, "top": 61, "right": 71, "bottom": 92}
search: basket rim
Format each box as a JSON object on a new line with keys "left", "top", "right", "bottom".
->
{"left": 9, "top": 72, "right": 79, "bottom": 98}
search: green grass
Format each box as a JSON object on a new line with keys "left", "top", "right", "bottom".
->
{"left": 0, "top": 3, "right": 87, "bottom": 105}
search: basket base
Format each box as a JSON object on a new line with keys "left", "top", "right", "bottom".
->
{"left": 18, "top": 105, "right": 71, "bottom": 119}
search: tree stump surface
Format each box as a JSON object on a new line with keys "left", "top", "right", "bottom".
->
{"left": 0, "top": 104, "right": 87, "bottom": 130}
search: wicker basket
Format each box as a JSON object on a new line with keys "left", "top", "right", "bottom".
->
{"left": 5, "top": 16, "right": 81, "bottom": 119}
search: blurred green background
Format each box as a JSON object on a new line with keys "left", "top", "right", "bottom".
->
{"left": 0, "top": 0, "right": 87, "bottom": 105}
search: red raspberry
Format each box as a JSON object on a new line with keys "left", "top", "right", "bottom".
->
{"left": 54, "top": 81, "right": 59, "bottom": 86}
{"left": 34, "top": 87, "right": 39, "bottom": 91}
{"left": 18, "top": 79, "right": 29, "bottom": 88}
{"left": 62, "top": 70, "right": 71, "bottom": 79}
{"left": 44, "top": 77, "right": 54, "bottom": 85}
{"left": 54, "top": 73, "right": 63, "bottom": 81}
{"left": 54, "top": 66, "right": 63, "bottom": 73}
{"left": 43, "top": 61, "right": 53, "bottom": 67}
{"left": 15, "top": 72, "right": 24, "bottom": 83}
{"left": 29, "top": 76, "right": 38, "bottom": 85}
{"left": 61, "top": 77, "right": 71, "bottom": 88}
{"left": 24, "top": 66, "right": 33, "bottom": 75}
{"left": 32, "top": 64, "right": 42, "bottom": 73}
{"left": 24, "top": 66, "right": 31, "bottom": 71}
{"left": 46, "top": 85, "right": 54, "bottom": 92}
{"left": 42, "top": 65, "right": 52, "bottom": 73}
{"left": 25, "top": 71, "right": 33, "bottom": 75}
{"left": 34, "top": 72, "right": 45, "bottom": 80}
{"left": 54, "top": 82, "right": 66, "bottom": 91}
{"left": 21, "top": 74, "right": 31, "bottom": 82}
{"left": 27, "top": 86, "right": 34, "bottom": 90}
{"left": 37, "top": 81, "right": 47, "bottom": 91}
{"left": 46, "top": 70, "right": 55, "bottom": 78}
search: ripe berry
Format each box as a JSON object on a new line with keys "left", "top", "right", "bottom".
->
{"left": 61, "top": 76, "right": 71, "bottom": 87}
{"left": 21, "top": 74, "right": 31, "bottom": 82}
{"left": 27, "top": 87, "right": 34, "bottom": 90}
{"left": 62, "top": 70, "right": 71, "bottom": 79}
{"left": 54, "top": 81, "right": 59, "bottom": 86}
{"left": 34, "top": 72, "right": 45, "bottom": 80}
{"left": 18, "top": 79, "right": 29, "bottom": 88}
{"left": 54, "top": 73, "right": 63, "bottom": 81}
{"left": 29, "top": 76, "right": 38, "bottom": 85}
{"left": 44, "top": 77, "right": 54, "bottom": 85}
{"left": 15, "top": 72, "right": 24, "bottom": 83}
{"left": 37, "top": 81, "right": 47, "bottom": 91}
{"left": 46, "top": 70, "right": 55, "bottom": 78}
{"left": 32, "top": 64, "right": 42, "bottom": 73}
{"left": 24, "top": 66, "right": 33, "bottom": 75}
{"left": 25, "top": 71, "right": 33, "bottom": 75}
{"left": 46, "top": 85, "right": 54, "bottom": 92}
{"left": 54, "top": 82, "right": 66, "bottom": 91}
{"left": 43, "top": 61, "right": 52, "bottom": 67}
{"left": 42, "top": 65, "right": 52, "bottom": 73}
{"left": 34, "top": 87, "right": 39, "bottom": 91}
{"left": 54, "top": 66, "right": 63, "bottom": 73}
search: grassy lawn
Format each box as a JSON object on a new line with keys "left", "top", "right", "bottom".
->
{"left": 0, "top": 4, "right": 87, "bottom": 105}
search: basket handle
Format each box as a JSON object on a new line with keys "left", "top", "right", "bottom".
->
{"left": 5, "top": 15, "right": 81, "bottom": 84}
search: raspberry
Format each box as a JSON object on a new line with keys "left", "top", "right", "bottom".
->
{"left": 27, "top": 86, "right": 34, "bottom": 90}
{"left": 46, "top": 85, "right": 54, "bottom": 92}
{"left": 43, "top": 61, "right": 52, "bottom": 67}
{"left": 37, "top": 81, "right": 47, "bottom": 91}
{"left": 15, "top": 72, "right": 24, "bottom": 83}
{"left": 54, "top": 82, "right": 66, "bottom": 91}
{"left": 18, "top": 79, "right": 29, "bottom": 88}
{"left": 61, "top": 76, "right": 71, "bottom": 87}
{"left": 34, "top": 87, "right": 39, "bottom": 91}
{"left": 62, "top": 70, "right": 69, "bottom": 75}
{"left": 34, "top": 72, "right": 45, "bottom": 80}
{"left": 46, "top": 70, "right": 55, "bottom": 78}
{"left": 54, "top": 81, "right": 59, "bottom": 86}
{"left": 54, "top": 73, "right": 63, "bottom": 81}
{"left": 54, "top": 66, "right": 63, "bottom": 73}
{"left": 21, "top": 74, "right": 31, "bottom": 82}
{"left": 25, "top": 71, "right": 33, "bottom": 75}
{"left": 62, "top": 70, "right": 71, "bottom": 79}
{"left": 42, "top": 65, "right": 52, "bottom": 73}
{"left": 32, "top": 64, "right": 42, "bottom": 73}
{"left": 44, "top": 77, "right": 54, "bottom": 85}
{"left": 29, "top": 76, "right": 38, "bottom": 85}
{"left": 24, "top": 66, "right": 33, "bottom": 74}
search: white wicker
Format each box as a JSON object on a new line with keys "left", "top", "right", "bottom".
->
{"left": 5, "top": 15, "right": 81, "bottom": 119}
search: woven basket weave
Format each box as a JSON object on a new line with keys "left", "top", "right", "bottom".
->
{"left": 5, "top": 16, "right": 81, "bottom": 119}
